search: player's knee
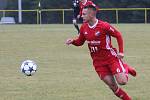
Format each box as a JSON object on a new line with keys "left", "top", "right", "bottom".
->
{"left": 117, "top": 78, "right": 128, "bottom": 85}
{"left": 73, "top": 22, "right": 77, "bottom": 25}
{"left": 115, "top": 73, "right": 128, "bottom": 85}
{"left": 73, "top": 19, "right": 77, "bottom": 24}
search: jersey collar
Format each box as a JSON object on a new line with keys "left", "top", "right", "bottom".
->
{"left": 88, "top": 19, "right": 98, "bottom": 29}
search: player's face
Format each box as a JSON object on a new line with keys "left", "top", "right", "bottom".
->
{"left": 82, "top": 8, "right": 93, "bottom": 22}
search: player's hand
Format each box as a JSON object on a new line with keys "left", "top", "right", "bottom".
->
{"left": 66, "top": 38, "right": 74, "bottom": 45}
{"left": 117, "top": 53, "right": 124, "bottom": 59}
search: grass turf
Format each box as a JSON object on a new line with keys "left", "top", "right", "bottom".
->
{"left": 0, "top": 24, "right": 150, "bottom": 100}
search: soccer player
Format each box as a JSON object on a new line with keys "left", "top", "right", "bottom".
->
{"left": 72, "top": 0, "right": 80, "bottom": 33}
{"left": 72, "top": 0, "right": 97, "bottom": 34}
{"left": 66, "top": 5, "right": 136, "bottom": 100}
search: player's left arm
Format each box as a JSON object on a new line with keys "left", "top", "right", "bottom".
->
{"left": 104, "top": 22, "right": 124, "bottom": 58}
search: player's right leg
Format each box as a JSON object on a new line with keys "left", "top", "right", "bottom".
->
{"left": 102, "top": 75, "right": 131, "bottom": 100}
{"left": 96, "top": 65, "right": 131, "bottom": 100}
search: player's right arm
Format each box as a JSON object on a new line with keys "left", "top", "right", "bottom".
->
{"left": 66, "top": 25, "right": 86, "bottom": 46}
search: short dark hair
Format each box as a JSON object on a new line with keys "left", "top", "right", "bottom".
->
{"left": 84, "top": 5, "right": 97, "bottom": 11}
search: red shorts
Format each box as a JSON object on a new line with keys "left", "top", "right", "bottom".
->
{"left": 92, "top": 49, "right": 127, "bottom": 80}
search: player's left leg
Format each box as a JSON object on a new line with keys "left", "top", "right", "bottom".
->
{"left": 110, "top": 48, "right": 137, "bottom": 77}
{"left": 72, "top": 18, "right": 80, "bottom": 34}
{"left": 114, "top": 72, "right": 128, "bottom": 85}
{"left": 74, "top": 23, "right": 80, "bottom": 33}
{"left": 110, "top": 59, "right": 129, "bottom": 85}
{"left": 123, "top": 63, "right": 137, "bottom": 77}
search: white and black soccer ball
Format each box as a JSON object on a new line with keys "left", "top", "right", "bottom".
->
{"left": 20, "top": 60, "right": 37, "bottom": 76}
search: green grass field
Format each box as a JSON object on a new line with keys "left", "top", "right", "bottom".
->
{"left": 0, "top": 24, "right": 150, "bottom": 100}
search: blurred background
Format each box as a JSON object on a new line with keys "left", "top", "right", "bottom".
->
{"left": 0, "top": 0, "right": 150, "bottom": 24}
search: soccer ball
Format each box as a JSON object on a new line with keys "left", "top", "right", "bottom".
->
{"left": 20, "top": 60, "right": 37, "bottom": 76}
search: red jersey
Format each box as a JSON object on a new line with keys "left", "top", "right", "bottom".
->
{"left": 72, "top": 20, "right": 124, "bottom": 61}
{"left": 79, "top": 0, "right": 97, "bottom": 17}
